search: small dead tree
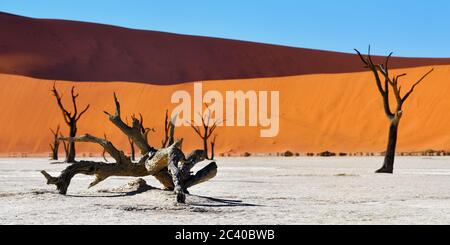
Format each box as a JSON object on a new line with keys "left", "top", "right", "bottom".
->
{"left": 49, "top": 125, "right": 61, "bottom": 160}
{"left": 41, "top": 93, "right": 217, "bottom": 203}
{"left": 51, "top": 83, "right": 90, "bottom": 163}
{"left": 161, "top": 110, "right": 171, "bottom": 148}
{"left": 125, "top": 118, "right": 136, "bottom": 161}
{"left": 355, "top": 47, "right": 433, "bottom": 173}
{"left": 189, "top": 105, "right": 219, "bottom": 160}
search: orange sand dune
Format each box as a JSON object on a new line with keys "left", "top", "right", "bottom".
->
{"left": 1, "top": 65, "right": 449, "bottom": 156}
{"left": 1, "top": 11, "right": 450, "bottom": 85}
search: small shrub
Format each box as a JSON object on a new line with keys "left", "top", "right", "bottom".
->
{"left": 318, "top": 151, "right": 336, "bottom": 157}
{"left": 283, "top": 151, "right": 294, "bottom": 157}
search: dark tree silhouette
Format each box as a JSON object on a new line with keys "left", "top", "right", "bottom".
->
{"left": 189, "top": 104, "right": 219, "bottom": 160}
{"left": 51, "top": 83, "right": 90, "bottom": 163}
{"left": 161, "top": 110, "right": 172, "bottom": 148}
{"left": 355, "top": 47, "right": 433, "bottom": 173}
{"left": 210, "top": 135, "right": 217, "bottom": 160}
{"left": 49, "top": 125, "right": 61, "bottom": 160}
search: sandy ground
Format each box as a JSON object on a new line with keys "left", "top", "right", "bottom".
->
{"left": 1, "top": 156, "right": 450, "bottom": 225}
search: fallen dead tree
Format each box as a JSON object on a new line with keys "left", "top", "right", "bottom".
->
{"left": 41, "top": 93, "right": 217, "bottom": 203}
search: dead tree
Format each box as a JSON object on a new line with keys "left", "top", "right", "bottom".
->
{"left": 41, "top": 93, "right": 217, "bottom": 203}
{"left": 355, "top": 47, "right": 433, "bottom": 173}
{"left": 161, "top": 110, "right": 171, "bottom": 148}
{"left": 210, "top": 135, "right": 217, "bottom": 160}
{"left": 49, "top": 125, "right": 61, "bottom": 160}
{"left": 189, "top": 105, "right": 219, "bottom": 160}
{"left": 51, "top": 83, "right": 90, "bottom": 163}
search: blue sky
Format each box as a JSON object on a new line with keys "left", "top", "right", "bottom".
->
{"left": 1, "top": 0, "right": 449, "bottom": 57}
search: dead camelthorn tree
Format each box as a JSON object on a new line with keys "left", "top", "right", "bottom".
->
{"left": 49, "top": 125, "right": 61, "bottom": 160}
{"left": 355, "top": 47, "right": 434, "bottom": 173}
{"left": 189, "top": 104, "right": 220, "bottom": 160}
{"left": 51, "top": 83, "right": 90, "bottom": 163}
{"left": 41, "top": 93, "right": 217, "bottom": 203}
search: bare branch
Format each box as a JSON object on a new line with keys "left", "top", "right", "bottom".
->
{"left": 71, "top": 86, "right": 78, "bottom": 116}
{"left": 355, "top": 48, "right": 394, "bottom": 118}
{"left": 60, "top": 134, "right": 129, "bottom": 164}
{"left": 104, "top": 93, "right": 154, "bottom": 154}
{"left": 51, "top": 82, "right": 71, "bottom": 123}
{"left": 189, "top": 121, "right": 203, "bottom": 137}
{"left": 402, "top": 68, "right": 434, "bottom": 103}
{"left": 76, "top": 104, "right": 90, "bottom": 121}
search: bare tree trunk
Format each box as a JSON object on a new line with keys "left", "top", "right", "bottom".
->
{"left": 210, "top": 141, "right": 215, "bottom": 160}
{"left": 50, "top": 126, "right": 60, "bottom": 160}
{"left": 66, "top": 121, "right": 77, "bottom": 163}
{"left": 129, "top": 138, "right": 135, "bottom": 161}
{"left": 355, "top": 48, "right": 433, "bottom": 174}
{"left": 50, "top": 147, "right": 58, "bottom": 160}
{"left": 377, "top": 120, "right": 399, "bottom": 173}
{"left": 203, "top": 137, "right": 209, "bottom": 160}
{"left": 210, "top": 135, "right": 217, "bottom": 160}
{"left": 62, "top": 137, "right": 69, "bottom": 160}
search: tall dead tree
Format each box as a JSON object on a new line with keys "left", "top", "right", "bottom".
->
{"left": 51, "top": 83, "right": 90, "bottom": 163}
{"left": 41, "top": 93, "right": 217, "bottom": 203}
{"left": 190, "top": 105, "right": 219, "bottom": 160}
{"left": 49, "top": 125, "right": 61, "bottom": 160}
{"left": 355, "top": 47, "right": 433, "bottom": 173}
